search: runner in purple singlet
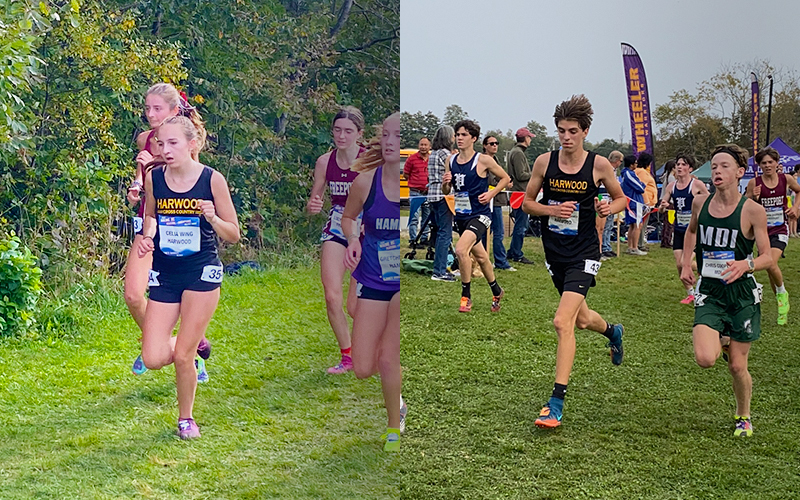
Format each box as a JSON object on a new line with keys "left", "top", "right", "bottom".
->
{"left": 342, "top": 113, "right": 402, "bottom": 451}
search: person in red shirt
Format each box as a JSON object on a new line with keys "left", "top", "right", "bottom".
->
{"left": 403, "top": 137, "right": 431, "bottom": 242}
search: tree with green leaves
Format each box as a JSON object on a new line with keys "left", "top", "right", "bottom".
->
{"left": 401, "top": 110, "right": 441, "bottom": 148}
{"left": 443, "top": 104, "right": 469, "bottom": 127}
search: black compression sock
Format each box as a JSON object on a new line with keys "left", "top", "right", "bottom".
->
{"left": 552, "top": 383, "right": 567, "bottom": 400}
{"left": 488, "top": 279, "right": 502, "bottom": 297}
{"left": 461, "top": 281, "right": 471, "bottom": 299}
{"left": 602, "top": 321, "right": 615, "bottom": 340}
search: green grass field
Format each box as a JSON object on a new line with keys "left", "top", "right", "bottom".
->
{"left": 399, "top": 237, "right": 800, "bottom": 499}
{"left": 0, "top": 267, "right": 396, "bottom": 499}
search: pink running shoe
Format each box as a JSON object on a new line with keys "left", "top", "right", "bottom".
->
{"left": 177, "top": 418, "right": 201, "bottom": 440}
{"left": 680, "top": 294, "right": 695, "bottom": 305}
{"left": 327, "top": 355, "right": 353, "bottom": 375}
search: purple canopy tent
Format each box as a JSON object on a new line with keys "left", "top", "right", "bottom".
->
{"left": 745, "top": 137, "right": 800, "bottom": 178}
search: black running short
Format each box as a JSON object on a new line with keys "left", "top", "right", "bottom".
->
{"left": 455, "top": 215, "right": 491, "bottom": 241}
{"left": 356, "top": 282, "right": 399, "bottom": 302}
{"left": 148, "top": 262, "right": 223, "bottom": 303}
{"left": 673, "top": 230, "right": 686, "bottom": 251}
{"left": 769, "top": 233, "right": 788, "bottom": 254}
{"left": 545, "top": 258, "right": 601, "bottom": 297}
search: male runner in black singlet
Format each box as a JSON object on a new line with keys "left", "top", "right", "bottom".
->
{"left": 522, "top": 95, "right": 628, "bottom": 428}
{"left": 442, "top": 119, "right": 511, "bottom": 312}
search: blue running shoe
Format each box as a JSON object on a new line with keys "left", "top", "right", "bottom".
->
{"left": 195, "top": 357, "right": 209, "bottom": 383}
{"left": 132, "top": 354, "right": 147, "bottom": 375}
{"left": 534, "top": 400, "right": 563, "bottom": 429}
{"left": 607, "top": 324, "right": 624, "bottom": 366}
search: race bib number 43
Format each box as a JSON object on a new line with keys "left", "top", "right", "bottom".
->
{"left": 701, "top": 250, "right": 734, "bottom": 279}
{"left": 158, "top": 215, "right": 201, "bottom": 257}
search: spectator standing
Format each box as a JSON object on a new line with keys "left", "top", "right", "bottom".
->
{"left": 507, "top": 127, "right": 536, "bottom": 265}
{"left": 660, "top": 160, "right": 677, "bottom": 248}
{"left": 620, "top": 154, "right": 647, "bottom": 255}
{"left": 635, "top": 153, "right": 658, "bottom": 251}
{"left": 428, "top": 125, "right": 456, "bottom": 281}
{"left": 403, "top": 137, "right": 431, "bottom": 243}
{"left": 482, "top": 135, "right": 515, "bottom": 271}
{"left": 599, "top": 150, "right": 623, "bottom": 260}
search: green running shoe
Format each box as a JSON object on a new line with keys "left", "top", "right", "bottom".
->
{"left": 733, "top": 416, "right": 753, "bottom": 437}
{"left": 195, "top": 357, "right": 209, "bottom": 383}
{"left": 777, "top": 291, "right": 789, "bottom": 325}
{"left": 381, "top": 428, "right": 401, "bottom": 452}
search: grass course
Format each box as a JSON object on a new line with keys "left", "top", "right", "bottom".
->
{"left": 0, "top": 267, "right": 396, "bottom": 499}
{"left": 399, "top": 237, "right": 800, "bottom": 499}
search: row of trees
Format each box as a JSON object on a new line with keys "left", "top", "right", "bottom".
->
{"left": 403, "top": 61, "right": 800, "bottom": 171}
{"left": 401, "top": 105, "right": 631, "bottom": 167}
{"left": 653, "top": 61, "right": 800, "bottom": 166}
{"left": 1, "top": 0, "right": 399, "bottom": 286}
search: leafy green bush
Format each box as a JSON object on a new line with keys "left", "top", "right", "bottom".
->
{"left": 0, "top": 234, "right": 42, "bottom": 336}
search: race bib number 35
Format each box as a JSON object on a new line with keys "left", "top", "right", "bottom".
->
{"left": 200, "top": 264, "right": 224, "bottom": 283}
{"left": 158, "top": 216, "right": 201, "bottom": 257}
{"left": 701, "top": 250, "right": 734, "bottom": 279}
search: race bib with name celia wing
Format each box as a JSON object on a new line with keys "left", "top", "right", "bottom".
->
{"left": 158, "top": 215, "right": 200, "bottom": 257}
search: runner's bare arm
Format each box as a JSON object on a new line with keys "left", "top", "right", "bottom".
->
{"left": 342, "top": 170, "right": 373, "bottom": 270}
{"left": 659, "top": 181, "right": 675, "bottom": 212}
{"left": 744, "top": 178, "right": 757, "bottom": 200}
{"left": 595, "top": 156, "right": 626, "bottom": 215}
{"left": 306, "top": 152, "right": 330, "bottom": 214}
{"left": 693, "top": 180, "right": 709, "bottom": 197}
{"left": 441, "top": 154, "right": 453, "bottom": 195}
{"left": 680, "top": 195, "right": 707, "bottom": 286}
{"left": 137, "top": 171, "right": 158, "bottom": 257}
{"left": 784, "top": 173, "right": 800, "bottom": 219}
{"left": 206, "top": 171, "right": 241, "bottom": 243}
{"left": 746, "top": 200, "right": 773, "bottom": 272}
{"left": 522, "top": 154, "right": 553, "bottom": 216}
{"left": 479, "top": 155, "right": 510, "bottom": 203}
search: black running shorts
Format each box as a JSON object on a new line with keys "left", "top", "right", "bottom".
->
{"left": 455, "top": 215, "right": 491, "bottom": 241}
{"left": 673, "top": 230, "right": 686, "bottom": 251}
{"left": 148, "top": 262, "right": 223, "bottom": 303}
{"left": 769, "top": 233, "right": 788, "bottom": 255}
{"left": 545, "top": 258, "right": 601, "bottom": 297}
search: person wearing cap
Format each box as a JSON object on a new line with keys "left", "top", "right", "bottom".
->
{"left": 506, "top": 128, "right": 536, "bottom": 265}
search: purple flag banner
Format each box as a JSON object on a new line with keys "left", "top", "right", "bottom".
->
{"left": 745, "top": 72, "right": 760, "bottom": 178}
{"left": 751, "top": 72, "right": 759, "bottom": 156}
{"left": 621, "top": 43, "right": 654, "bottom": 175}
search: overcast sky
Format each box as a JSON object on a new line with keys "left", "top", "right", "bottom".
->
{"left": 401, "top": 0, "right": 800, "bottom": 143}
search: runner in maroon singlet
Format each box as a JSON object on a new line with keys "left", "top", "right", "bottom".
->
{"left": 745, "top": 147, "right": 800, "bottom": 325}
{"left": 306, "top": 106, "right": 365, "bottom": 374}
